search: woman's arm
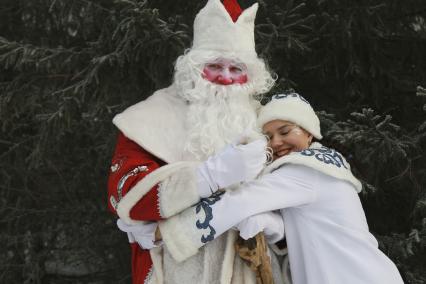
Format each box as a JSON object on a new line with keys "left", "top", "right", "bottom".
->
{"left": 159, "top": 164, "right": 318, "bottom": 262}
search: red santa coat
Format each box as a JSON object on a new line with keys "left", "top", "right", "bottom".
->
{"left": 108, "top": 132, "right": 164, "bottom": 283}
{"left": 107, "top": 85, "right": 203, "bottom": 284}
{"left": 107, "top": 84, "right": 273, "bottom": 284}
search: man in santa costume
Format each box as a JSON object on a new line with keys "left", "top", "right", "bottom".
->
{"left": 107, "top": 0, "right": 280, "bottom": 283}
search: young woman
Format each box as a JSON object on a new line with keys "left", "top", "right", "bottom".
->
{"left": 157, "top": 93, "right": 405, "bottom": 284}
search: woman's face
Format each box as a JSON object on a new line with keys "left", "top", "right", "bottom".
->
{"left": 263, "top": 119, "right": 313, "bottom": 161}
{"left": 202, "top": 58, "right": 248, "bottom": 85}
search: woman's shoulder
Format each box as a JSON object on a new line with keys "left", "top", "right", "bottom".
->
{"left": 263, "top": 143, "right": 362, "bottom": 192}
{"left": 263, "top": 143, "right": 348, "bottom": 172}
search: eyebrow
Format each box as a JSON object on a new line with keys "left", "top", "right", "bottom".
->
{"left": 264, "top": 124, "right": 294, "bottom": 136}
{"left": 278, "top": 124, "right": 294, "bottom": 131}
{"left": 233, "top": 63, "right": 246, "bottom": 68}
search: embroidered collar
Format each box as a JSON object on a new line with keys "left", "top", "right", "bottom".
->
{"left": 263, "top": 142, "right": 362, "bottom": 192}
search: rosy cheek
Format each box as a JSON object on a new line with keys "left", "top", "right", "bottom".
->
{"left": 202, "top": 68, "right": 219, "bottom": 83}
{"left": 232, "top": 74, "right": 248, "bottom": 84}
{"left": 291, "top": 129, "right": 310, "bottom": 149}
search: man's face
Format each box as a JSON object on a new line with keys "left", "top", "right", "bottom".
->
{"left": 201, "top": 58, "right": 248, "bottom": 85}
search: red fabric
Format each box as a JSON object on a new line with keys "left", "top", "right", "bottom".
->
{"left": 108, "top": 132, "right": 167, "bottom": 283}
{"left": 223, "top": 0, "right": 243, "bottom": 22}
{"left": 107, "top": 132, "right": 165, "bottom": 221}
{"left": 131, "top": 243, "right": 153, "bottom": 284}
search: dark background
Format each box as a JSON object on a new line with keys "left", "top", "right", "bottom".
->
{"left": 0, "top": 0, "right": 425, "bottom": 283}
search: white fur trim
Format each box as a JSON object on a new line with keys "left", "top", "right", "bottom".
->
{"left": 230, "top": 252, "right": 257, "bottom": 284}
{"left": 193, "top": 0, "right": 258, "bottom": 58}
{"left": 263, "top": 142, "right": 362, "bottom": 192}
{"left": 116, "top": 161, "right": 199, "bottom": 225}
{"left": 158, "top": 209, "right": 202, "bottom": 262}
{"left": 150, "top": 247, "right": 164, "bottom": 284}
{"left": 113, "top": 85, "right": 188, "bottom": 164}
{"left": 158, "top": 164, "right": 200, "bottom": 218}
{"left": 257, "top": 93, "right": 322, "bottom": 139}
{"left": 220, "top": 230, "right": 238, "bottom": 284}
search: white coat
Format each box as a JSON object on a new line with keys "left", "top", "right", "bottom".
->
{"left": 160, "top": 143, "right": 404, "bottom": 284}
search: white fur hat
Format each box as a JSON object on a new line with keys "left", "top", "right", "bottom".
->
{"left": 192, "top": 0, "right": 258, "bottom": 58}
{"left": 257, "top": 93, "right": 323, "bottom": 139}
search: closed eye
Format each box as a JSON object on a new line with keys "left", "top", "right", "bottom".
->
{"left": 278, "top": 125, "right": 294, "bottom": 135}
{"left": 230, "top": 66, "right": 242, "bottom": 73}
{"left": 206, "top": 64, "right": 221, "bottom": 70}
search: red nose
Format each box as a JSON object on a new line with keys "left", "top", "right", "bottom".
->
{"left": 216, "top": 76, "right": 233, "bottom": 85}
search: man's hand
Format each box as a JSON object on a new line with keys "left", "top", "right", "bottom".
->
{"left": 235, "top": 211, "right": 284, "bottom": 244}
{"left": 197, "top": 138, "right": 267, "bottom": 198}
{"left": 117, "top": 219, "right": 161, "bottom": 249}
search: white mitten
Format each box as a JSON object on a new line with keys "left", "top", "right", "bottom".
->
{"left": 117, "top": 219, "right": 161, "bottom": 249}
{"left": 197, "top": 138, "right": 267, "bottom": 198}
{"left": 235, "top": 211, "right": 284, "bottom": 244}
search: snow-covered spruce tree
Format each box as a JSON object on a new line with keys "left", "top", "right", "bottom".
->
{"left": 0, "top": 0, "right": 425, "bottom": 282}
{"left": 0, "top": 0, "right": 190, "bottom": 282}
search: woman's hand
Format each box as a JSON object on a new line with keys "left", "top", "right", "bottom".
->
{"left": 235, "top": 211, "right": 284, "bottom": 244}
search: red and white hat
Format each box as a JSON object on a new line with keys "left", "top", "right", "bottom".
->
{"left": 192, "top": 0, "right": 258, "bottom": 58}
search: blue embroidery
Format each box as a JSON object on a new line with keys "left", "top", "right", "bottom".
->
{"left": 300, "top": 146, "right": 348, "bottom": 169}
{"left": 272, "top": 93, "right": 310, "bottom": 104}
{"left": 195, "top": 191, "right": 224, "bottom": 243}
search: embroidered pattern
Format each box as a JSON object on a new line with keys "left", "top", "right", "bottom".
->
{"left": 110, "top": 163, "right": 120, "bottom": 173}
{"left": 110, "top": 196, "right": 118, "bottom": 210}
{"left": 117, "top": 165, "right": 149, "bottom": 200}
{"left": 110, "top": 156, "right": 127, "bottom": 173}
{"left": 195, "top": 191, "right": 224, "bottom": 243}
{"left": 300, "top": 146, "right": 348, "bottom": 169}
{"left": 272, "top": 92, "right": 310, "bottom": 104}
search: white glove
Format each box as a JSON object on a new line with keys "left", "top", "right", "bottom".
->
{"left": 117, "top": 219, "right": 161, "bottom": 249}
{"left": 235, "top": 211, "right": 284, "bottom": 244}
{"left": 197, "top": 138, "right": 267, "bottom": 198}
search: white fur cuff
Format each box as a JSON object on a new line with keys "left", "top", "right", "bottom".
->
{"left": 158, "top": 164, "right": 200, "bottom": 218}
{"left": 116, "top": 161, "right": 199, "bottom": 225}
{"left": 158, "top": 209, "right": 202, "bottom": 262}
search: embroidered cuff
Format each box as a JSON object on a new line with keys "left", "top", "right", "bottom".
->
{"left": 158, "top": 191, "right": 225, "bottom": 262}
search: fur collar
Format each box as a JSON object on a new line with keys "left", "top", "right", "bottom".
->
{"left": 113, "top": 85, "right": 189, "bottom": 164}
{"left": 263, "top": 142, "right": 362, "bottom": 192}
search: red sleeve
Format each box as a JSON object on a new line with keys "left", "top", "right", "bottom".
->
{"left": 130, "top": 244, "right": 153, "bottom": 284}
{"left": 107, "top": 132, "right": 166, "bottom": 221}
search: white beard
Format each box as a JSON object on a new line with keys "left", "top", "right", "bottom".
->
{"left": 180, "top": 78, "right": 258, "bottom": 160}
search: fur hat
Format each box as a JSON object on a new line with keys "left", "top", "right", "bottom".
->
{"left": 257, "top": 93, "right": 323, "bottom": 139}
{"left": 192, "top": 0, "right": 258, "bottom": 58}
